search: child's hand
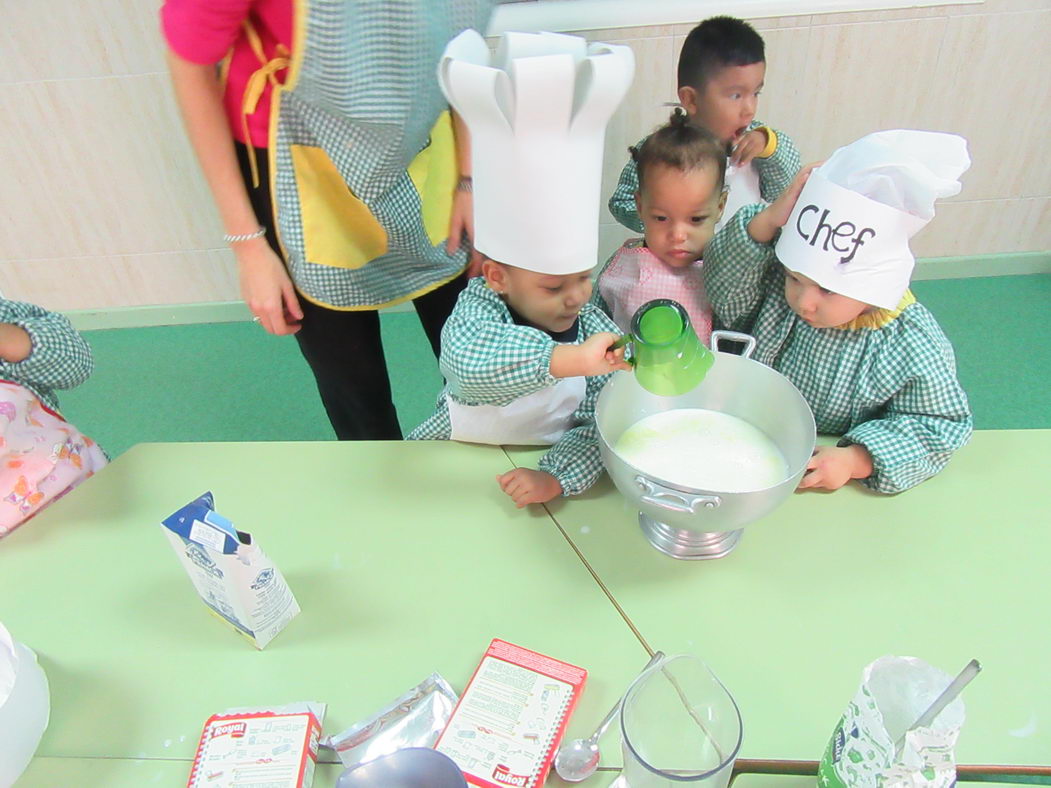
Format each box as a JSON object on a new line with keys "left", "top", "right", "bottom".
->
{"left": 730, "top": 128, "right": 769, "bottom": 167}
{"left": 798, "top": 444, "right": 874, "bottom": 492}
{"left": 0, "top": 323, "right": 32, "bottom": 363}
{"left": 550, "top": 332, "right": 632, "bottom": 378}
{"left": 748, "top": 162, "right": 821, "bottom": 244}
{"left": 497, "top": 468, "right": 563, "bottom": 507}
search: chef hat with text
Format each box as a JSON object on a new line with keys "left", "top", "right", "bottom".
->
{"left": 439, "top": 30, "right": 634, "bottom": 274}
{"left": 775, "top": 130, "right": 970, "bottom": 309}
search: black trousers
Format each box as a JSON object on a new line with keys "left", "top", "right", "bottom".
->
{"left": 235, "top": 142, "right": 466, "bottom": 440}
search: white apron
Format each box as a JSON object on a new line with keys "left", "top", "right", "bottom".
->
{"left": 447, "top": 376, "right": 587, "bottom": 446}
{"left": 717, "top": 160, "right": 763, "bottom": 231}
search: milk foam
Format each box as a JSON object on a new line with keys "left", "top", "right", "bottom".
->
{"left": 614, "top": 408, "right": 788, "bottom": 493}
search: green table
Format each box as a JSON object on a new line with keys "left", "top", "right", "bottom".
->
{"left": 507, "top": 430, "right": 1051, "bottom": 768}
{"left": 1, "top": 441, "right": 649, "bottom": 783}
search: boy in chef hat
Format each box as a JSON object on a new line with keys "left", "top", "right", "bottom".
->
{"left": 703, "top": 130, "right": 972, "bottom": 494}
{"left": 609, "top": 16, "right": 801, "bottom": 235}
{"left": 408, "top": 30, "right": 634, "bottom": 507}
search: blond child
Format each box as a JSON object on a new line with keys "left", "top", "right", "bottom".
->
{"left": 593, "top": 111, "right": 727, "bottom": 342}
{"left": 0, "top": 297, "right": 107, "bottom": 535}
{"left": 609, "top": 16, "right": 800, "bottom": 233}
{"left": 703, "top": 131, "right": 973, "bottom": 493}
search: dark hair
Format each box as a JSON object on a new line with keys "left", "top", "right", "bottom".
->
{"left": 677, "top": 16, "right": 765, "bottom": 90}
{"left": 631, "top": 109, "right": 727, "bottom": 192}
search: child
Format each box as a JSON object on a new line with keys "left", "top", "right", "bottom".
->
{"left": 408, "top": 264, "right": 629, "bottom": 507}
{"left": 410, "top": 29, "right": 635, "bottom": 507}
{"left": 0, "top": 297, "right": 107, "bottom": 536}
{"left": 593, "top": 111, "right": 726, "bottom": 342}
{"left": 609, "top": 16, "right": 800, "bottom": 233}
{"left": 703, "top": 130, "right": 973, "bottom": 494}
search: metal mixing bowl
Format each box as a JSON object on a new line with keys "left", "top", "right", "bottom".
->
{"left": 596, "top": 332, "right": 816, "bottom": 559}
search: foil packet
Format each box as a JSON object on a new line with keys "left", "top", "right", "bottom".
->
{"left": 323, "top": 673, "right": 458, "bottom": 769}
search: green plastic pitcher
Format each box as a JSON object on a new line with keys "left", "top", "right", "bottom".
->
{"left": 611, "top": 299, "right": 714, "bottom": 396}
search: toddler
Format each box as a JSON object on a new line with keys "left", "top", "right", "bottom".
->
{"left": 609, "top": 16, "right": 800, "bottom": 233}
{"left": 703, "top": 130, "right": 973, "bottom": 494}
{"left": 0, "top": 297, "right": 107, "bottom": 536}
{"left": 409, "top": 263, "right": 629, "bottom": 507}
{"left": 593, "top": 111, "right": 726, "bottom": 342}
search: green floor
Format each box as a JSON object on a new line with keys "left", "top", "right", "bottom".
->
{"left": 60, "top": 274, "right": 1051, "bottom": 458}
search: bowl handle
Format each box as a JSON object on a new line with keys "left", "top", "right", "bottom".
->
{"left": 710, "top": 330, "right": 756, "bottom": 359}
{"left": 634, "top": 476, "right": 721, "bottom": 513}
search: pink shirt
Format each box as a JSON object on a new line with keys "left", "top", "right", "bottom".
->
{"left": 161, "top": 0, "right": 293, "bottom": 148}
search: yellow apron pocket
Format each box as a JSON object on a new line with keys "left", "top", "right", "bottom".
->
{"left": 407, "top": 110, "right": 458, "bottom": 247}
{"left": 290, "top": 143, "right": 387, "bottom": 269}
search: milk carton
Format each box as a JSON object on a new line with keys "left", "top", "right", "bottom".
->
{"left": 161, "top": 492, "right": 299, "bottom": 649}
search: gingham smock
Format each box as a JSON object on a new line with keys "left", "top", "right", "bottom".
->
{"left": 608, "top": 120, "right": 801, "bottom": 233}
{"left": 408, "top": 277, "right": 621, "bottom": 496}
{"left": 0, "top": 299, "right": 93, "bottom": 413}
{"left": 703, "top": 204, "right": 973, "bottom": 494}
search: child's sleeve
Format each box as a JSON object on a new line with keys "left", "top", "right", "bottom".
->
{"left": 703, "top": 203, "right": 778, "bottom": 331}
{"left": 440, "top": 303, "right": 558, "bottom": 406}
{"left": 0, "top": 300, "right": 93, "bottom": 391}
{"left": 753, "top": 124, "right": 802, "bottom": 203}
{"left": 538, "top": 368, "right": 612, "bottom": 497}
{"left": 840, "top": 312, "right": 973, "bottom": 494}
{"left": 608, "top": 157, "right": 644, "bottom": 233}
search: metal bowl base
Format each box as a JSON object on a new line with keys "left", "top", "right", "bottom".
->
{"left": 638, "top": 513, "right": 743, "bottom": 560}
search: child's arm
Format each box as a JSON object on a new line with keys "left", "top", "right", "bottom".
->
{"left": 752, "top": 125, "right": 803, "bottom": 204}
{"left": 607, "top": 157, "right": 645, "bottom": 233}
{"left": 0, "top": 301, "right": 93, "bottom": 391}
{"left": 836, "top": 311, "right": 973, "bottom": 494}
{"left": 702, "top": 203, "right": 776, "bottom": 331}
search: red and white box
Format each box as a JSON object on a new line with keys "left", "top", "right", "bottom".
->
{"left": 187, "top": 703, "right": 325, "bottom": 788}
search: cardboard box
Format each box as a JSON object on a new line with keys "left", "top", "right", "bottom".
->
{"left": 162, "top": 492, "right": 299, "bottom": 649}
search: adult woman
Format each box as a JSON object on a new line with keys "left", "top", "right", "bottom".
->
{"left": 163, "top": 0, "right": 493, "bottom": 439}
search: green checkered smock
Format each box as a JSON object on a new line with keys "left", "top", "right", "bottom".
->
{"left": 703, "top": 204, "right": 973, "bottom": 494}
{"left": 408, "top": 278, "right": 620, "bottom": 496}
{"left": 271, "top": 0, "right": 493, "bottom": 308}
{"left": 0, "top": 299, "right": 93, "bottom": 412}
{"left": 608, "top": 120, "right": 801, "bottom": 232}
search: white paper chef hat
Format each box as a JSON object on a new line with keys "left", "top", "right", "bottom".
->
{"left": 775, "top": 130, "right": 970, "bottom": 310}
{"left": 0, "top": 622, "right": 50, "bottom": 786}
{"left": 439, "top": 30, "right": 634, "bottom": 274}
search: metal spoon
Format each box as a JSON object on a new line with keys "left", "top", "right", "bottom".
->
{"left": 554, "top": 651, "right": 665, "bottom": 783}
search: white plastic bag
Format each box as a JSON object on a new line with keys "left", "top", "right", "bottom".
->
{"left": 0, "top": 622, "right": 50, "bottom": 788}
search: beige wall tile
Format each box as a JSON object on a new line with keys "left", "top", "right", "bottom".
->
{"left": 0, "top": 0, "right": 166, "bottom": 83}
{"left": 809, "top": 5, "right": 954, "bottom": 25}
{"left": 0, "top": 74, "right": 222, "bottom": 260}
{"left": 919, "top": 10, "right": 1051, "bottom": 201}
{"left": 751, "top": 26, "right": 813, "bottom": 159}
{"left": 0, "top": 250, "right": 239, "bottom": 312}
{"left": 793, "top": 18, "right": 948, "bottom": 159}
{"left": 600, "top": 36, "right": 677, "bottom": 211}
{"left": 910, "top": 198, "right": 1050, "bottom": 257}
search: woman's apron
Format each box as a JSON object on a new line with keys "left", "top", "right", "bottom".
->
{"left": 0, "top": 381, "right": 107, "bottom": 537}
{"left": 717, "top": 160, "right": 762, "bottom": 231}
{"left": 263, "top": 0, "right": 493, "bottom": 310}
{"left": 447, "top": 376, "right": 587, "bottom": 446}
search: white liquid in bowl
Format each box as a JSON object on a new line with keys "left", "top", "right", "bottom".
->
{"left": 614, "top": 408, "right": 789, "bottom": 493}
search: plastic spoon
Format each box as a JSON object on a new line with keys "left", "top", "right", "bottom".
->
{"left": 554, "top": 651, "right": 665, "bottom": 783}
{"left": 893, "top": 658, "right": 981, "bottom": 759}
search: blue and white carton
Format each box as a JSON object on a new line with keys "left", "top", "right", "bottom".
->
{"left": 161, "top": 492, "right": 300, "bottom": 649}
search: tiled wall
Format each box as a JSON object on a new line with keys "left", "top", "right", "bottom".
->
{"left": 1, "top": 0, "right": 1048, "bottom": 311}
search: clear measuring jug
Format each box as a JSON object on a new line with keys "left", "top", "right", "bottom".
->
{"left": 618, "top": 654, "right": 742, "bottom": 788}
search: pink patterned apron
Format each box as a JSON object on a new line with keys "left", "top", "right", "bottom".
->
{"left": 597, "top": 241, "right": 713, "bottom": 344}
